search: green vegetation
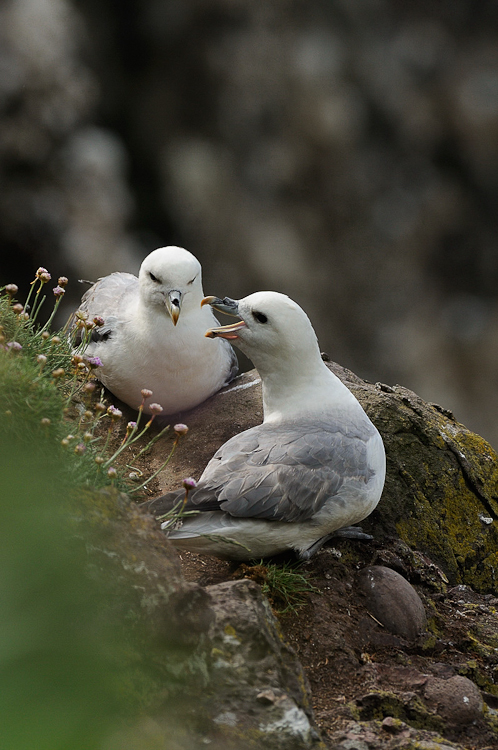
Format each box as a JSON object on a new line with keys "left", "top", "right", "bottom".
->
{"left": 0, "top": 272, "right": 195, "bottom": 750}
{"left": 237, "top": 560, "right": 319, "bottom": 614}
{"left": 0, "top": 277, "right": 183, "bottom": 494}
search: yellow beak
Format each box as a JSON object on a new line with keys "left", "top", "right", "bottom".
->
{"left": 205, "top": 320, "right": 247, "bottom": 340}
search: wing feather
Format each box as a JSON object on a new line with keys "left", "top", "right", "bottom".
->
{"left": 158, "top": 416, "right": 379, "bottom": 524}
{"left": 69, "top": 273, "right": 138, "bottom": 340}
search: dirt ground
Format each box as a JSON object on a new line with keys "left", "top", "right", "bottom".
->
{"left": 174, "top": 540, "right": 498, "bottom": 750}
{"left": 86, "top": 394, "right": 498, "bottom": 750}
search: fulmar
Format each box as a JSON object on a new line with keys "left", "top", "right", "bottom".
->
{"left": 150, "top": 290, "right": 385, "bottom": 559}
{"left": 70, "top": 246, "right": 238, "bottom": 414}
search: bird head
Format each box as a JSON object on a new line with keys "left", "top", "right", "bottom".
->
{"left": 202, "top": 291, "right": 321, "bottom": 370}
{"left": 138, "top": 246, "right": 203, "bottom": 325}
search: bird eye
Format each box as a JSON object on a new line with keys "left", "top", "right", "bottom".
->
{"left": 187, "top": 275, "right": 197, "bottom": 285}
{"left": 253, "top": 311, "right": 268, "bottom": 324}
{"left": 149, "top": 272, "right": 160, "bottom": 283}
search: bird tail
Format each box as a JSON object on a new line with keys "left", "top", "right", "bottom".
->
{"left": 143, "top": 488, "right": 186, "bottom": 520}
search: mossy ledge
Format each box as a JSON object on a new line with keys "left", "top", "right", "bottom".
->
{"left": 328, "top": 363, "right": 498, "bottom": 594}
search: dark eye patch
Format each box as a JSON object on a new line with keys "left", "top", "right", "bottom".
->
{"left": 187, "top": 275, "right": 198, "bottom": 285}
{"left": 149, "top": 272, "right": 160, "bottom": 283}
{"left": 253, "top": 311, "right": 268, "bottom": 324}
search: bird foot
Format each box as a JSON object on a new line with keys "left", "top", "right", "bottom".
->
{"left": 298, "top": 526, "right": 373, "bottom": 560}
{"left": 331, "top": 525, "right": 373, "bottom": 541}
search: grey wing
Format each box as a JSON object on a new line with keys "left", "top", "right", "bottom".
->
{"left": 185, "top": 418, "right": 377, "bottom": 523}
{"left": 222, "top": 339, "right": 239, "bottom": 384}
{"left": 78, "top": 272, "right": 138, "bottom": 319}
{"left": 68, "top": 272, "right": 138, "bottom": 342}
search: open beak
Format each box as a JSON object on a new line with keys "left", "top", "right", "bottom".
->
{"left": 166, "top": 290, "right": 182, "bottom": 326}
{"left": 205, "top": 320, "right": 247, "bottom": 340}
{"left": 202, "top": 296, "right": 246, "bottom": 340}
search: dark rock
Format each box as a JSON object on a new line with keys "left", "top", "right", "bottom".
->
{"left": 328, "top": 719, "right": 467, "bottom": 749}
{"left": 0, "top": 0, "right": 139, "bottom": 294}
{"left": 423, "top": 675, "right": 484, "bottom": 725}
{"left": 370, "top": 664, "right": 429, "bottom": 691}
{"left": 76, "top": 491, "right": 324, "bottom": 748}
{"left": 203, "top": 579, "right": 323, "bottom": 749}
{"left": 356, "top": 565, "right": 427, "bottom": 640}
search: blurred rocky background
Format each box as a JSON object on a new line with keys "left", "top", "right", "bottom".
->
{"left": 1, "top": 0, "right": 498, "bottom": 447}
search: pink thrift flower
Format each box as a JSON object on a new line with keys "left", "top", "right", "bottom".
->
{"left": 107, "top": 405, "right": 122, "bottom": 421}
{"left": 85, "top": 356, "right": 103, "bottom": 369}
{"left": 174, "top": 423, "right": 189, "bottom": 436}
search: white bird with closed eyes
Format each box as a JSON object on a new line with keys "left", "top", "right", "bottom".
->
{"left": 71, "top": 246, "right": 238, "bottom": 414}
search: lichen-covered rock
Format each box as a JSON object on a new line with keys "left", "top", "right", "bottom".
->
{"left": 202, "top": 579, "right": 325, "bottom": 749}
{"left": 154, "top": 361, "right": 498, "bottom": 592}
{"left": 72, "top": 488, "right": 216, "bottom": 695}
{"left": 356, "top": 565, "right": 427, "bottom": 640}
{"left": 355, "top": 690, "right": 445, "bottom": 733}
{"left": 74, "top": 490, "right": 325, "bottom": 748}
{"left": 346, "top": 371, "right": 498, "bottom": 593}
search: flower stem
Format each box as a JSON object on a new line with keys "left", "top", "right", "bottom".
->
{"left": 34, "top": 296, "right": 63, "bottom": 338}
{"left": 23, "top": 279, "right": 37, "bottom": 316}
{"left": 129, "top": 437, "right": 179, "bottom": 494}
{"left": 30, "top": 291, "right": 47, "bottom": 325}
{"left": 133, "top": 423, "right": 171, "bottom": 462}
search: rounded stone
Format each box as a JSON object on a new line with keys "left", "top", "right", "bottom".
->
{"left": 424, "top": 675, "right": 483, "bottom": 725}
{"left": 357, "top": 565, "right": 427, "bottom": 640}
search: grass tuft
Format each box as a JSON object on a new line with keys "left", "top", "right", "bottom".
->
{"left": 236, "top": 560, "right": 320, "bottom": 614}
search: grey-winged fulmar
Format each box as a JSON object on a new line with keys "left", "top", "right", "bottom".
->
{"left": 149, "top": 291, "right": 385, "bottom": 560}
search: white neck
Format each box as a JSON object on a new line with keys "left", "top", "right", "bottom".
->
{"left": 256, "top": 352, "right": 356, "bottom": 423}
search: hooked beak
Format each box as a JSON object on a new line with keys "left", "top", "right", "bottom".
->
{"left": 201, "top": 296, "right": 240, "bottom": 317}
{"left": 166, "top": 290, "right": 182, "bottom": 326}
{"left": 202, "top": 296, "right": 246, "bottom": 340}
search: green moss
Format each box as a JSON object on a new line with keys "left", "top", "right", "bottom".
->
{"left": 457, "top": 661, "right": 498, "bottom": 696}
{"left": 484, "top": 708, "right": 498, "bottom": 737}
{"left": 363, "top": 388, "right": 498, "bottom": 594}
{"left": 355, "top": 690, "right": 445, "bottom": 733}
{"left": 420, "top": 634, "right": 439, "bottom": 651}
{"left": 395, "top": 459, "right": 498, "bottom": 592}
